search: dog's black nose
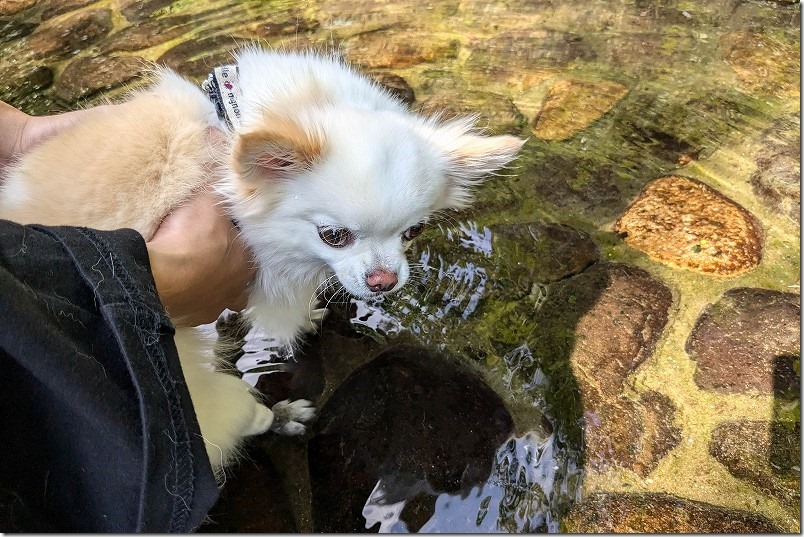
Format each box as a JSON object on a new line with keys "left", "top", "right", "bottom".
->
{"left": 366, "top": 269, "right": 398, "bottom": 292}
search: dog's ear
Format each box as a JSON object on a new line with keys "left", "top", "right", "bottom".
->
{"left": 233, "top": 116, "right": 323, "bottom": 184}
{"left": 425, "top": 117, "right": 526, "bottom": 209}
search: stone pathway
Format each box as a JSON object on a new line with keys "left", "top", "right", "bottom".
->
{"left": 1, "top": 0, "right": 799, "bottom": 532}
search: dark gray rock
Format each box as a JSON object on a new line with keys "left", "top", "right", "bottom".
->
{"left": 308, "top": 345, "right": 513, "bottom": 532}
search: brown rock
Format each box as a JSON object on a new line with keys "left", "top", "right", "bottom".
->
{"left": 41, "top": 0, "right": 97, "bottom": 20}
{"left": 614, "top": 176, "right": 763, "bottom": 277}
{"left": 710, "top": 420, "right": 801, "bottom": 510}
{"left": 686, "top": 287, "right": 800, "bottom": 393}
{"left": 101, "top": 15, "right": 195, "bottom": 53}
{"left": 565, "top": 263, "right": 676, "bottom": 475}
{"left": 345, "top": 31, "right": 459, "bottom": 69}
{"left": 416, "top": 91, "right": 523, "bottom": 135}
{"left": 564, "top": 492, "right": 783, "bottom": 532}
{"left": 368, "top": 72, "right": 415, "bottom": 107}
{"left": 156, "top": 35, "right": 251, "bottom": 80}
{"left": 24, "top": 9, "right": 113, "bottom": 60}
{"left": 0, "top": 63, "right": 53, "bottom": 105}
{"left": 56, "top": 55, "right": 146, "bottom": 102}
{"left": 750, "top": 116, "right": 801, "bottom": 223}
{"left": 532, "top": 78, "right": 628, "bottom": 141}
{"left": 721, "top": 31, "right": 799, "bottom": 98}
{"left": 0, "top": 0, "right": 36, "bottom": 16}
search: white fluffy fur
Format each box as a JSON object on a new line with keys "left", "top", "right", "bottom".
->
{"left": 0, "top": 47, "right": 524, "bottom": 473}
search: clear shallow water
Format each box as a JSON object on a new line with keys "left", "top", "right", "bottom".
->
{"left": 2, "top": 0, "right": 799, "bottom": 530}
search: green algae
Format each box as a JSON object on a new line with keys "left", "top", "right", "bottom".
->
{"left": 0, "top": 0, "right": 799, "bottom": 531}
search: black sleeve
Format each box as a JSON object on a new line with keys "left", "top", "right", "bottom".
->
{"left": 0, "top": 221, "right": 218, "bottom": 532}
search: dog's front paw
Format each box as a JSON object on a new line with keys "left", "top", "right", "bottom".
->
{"left": 270, "top": 399, "right": 316, "bottom": 436}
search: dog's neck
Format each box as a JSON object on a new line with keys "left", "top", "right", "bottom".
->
{"left": 201, "top": 65, "right": 243, "bottom": 130}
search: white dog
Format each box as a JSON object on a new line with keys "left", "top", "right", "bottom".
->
{"left": 0, "top": 47, "right": 524, "bottom": 474}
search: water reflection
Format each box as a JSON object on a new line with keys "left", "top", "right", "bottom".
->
{"left": 362, "top": 432, "right": 581, "bottom": 533}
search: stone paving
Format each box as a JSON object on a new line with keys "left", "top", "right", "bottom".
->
{"left": 0, "top": 0, "right": 800, "bottom": 532}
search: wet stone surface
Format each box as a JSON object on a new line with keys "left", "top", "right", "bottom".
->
{"left": 686, "top": 287, "right": 801, "bottom": 394}
{"left": 308, "top": 345, "right": 514, "bottom": 532}
{"left": 614, "top": 176, "right": 764, "bottom": 277}
{"left": 750, "top": 115, "right": 802, "bottom": 223}
{"left": 56, "top": 55, "right": 146, "bottom": 102}
{"left": 22, "top": 8, "right": 113, "bottom": 60}
{"left": 1, "top": 0, "right": 800, "bottom": 532}
{"left": 99, "top": 15, "right": 196, "bottom": 54}
{"left": 531, "top": 78, "right": 629, "bottom": 141}
{"left": 709, "top": 420, "right": 801, "bottom": 510}
{"left": 547, "top": 263, "right": 678, "bottom": 476}
{"left": 564, "top": 492, "right": 784, "bottom": 533}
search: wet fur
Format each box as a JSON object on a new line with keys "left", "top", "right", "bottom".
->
{"left": 0, "top": 47, "right": 524, "bottom": 474}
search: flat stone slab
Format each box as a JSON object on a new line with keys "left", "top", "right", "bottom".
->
{"left": 22, "top": 9, "right": 112, "bottom": 60}
{"left": 750, "top": 116, "right": 801, "bottom": 223}
{"left": 532, "top": 78, "right": 628, "bottom": 141}
{"left": 614, "top": 175, "right": 763, "bottom": 277}
{"left": 562, "top": 263, "right": 678, "bottom": 475}
{"left": 56, "top": 55, "right": 145, "bottom": 101}
{"left": 686, "top": 287, "right": 800, "bottom": 394}
{"left": 564, "top": 492, "right": 783, "bottom": 532}
{"left": 710, "top": 420, "right": 800, "bottom": 510}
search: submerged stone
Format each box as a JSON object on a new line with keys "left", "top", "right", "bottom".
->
{"left": 24, "top": 9, "right": 113, "bottom": 60}
{"left": 0, "top": 18, "right": 37, "bottom": 44}
{"left": 750, "top": 115, "right": 801, "bottom": 223}
{"left": 416, "top": 90, "right": 524, "bottom": 135}
{"left": 531, "top": 78, "right": 628, "bottom": 141}
{"left": 564, "top": 492, "right": 783, "bottom": 532}
{"left": 466, "top": 29, "right": 596, "bottom": 73}
{"left": 720, "top": 31, "right": 799, "bottom": 98}
{"left": 0, "top": 0, "right": 37, "bottom": 16}
{"left": 0, "top": 63, "right": 53, "bottom": 105}
{"left": 198, "top": 447, "right": 297, "bottom": 533}
{"left": 119, "top": 0, "right": 175, "bottom": 22}
{"left": 686, "top": 287, "right": 800, "bottom": 394}
{"left": 100, "top": 15, "right": 196, "bottom": 53}
{"left": 156, "top": 35, "right": 250, "bottom": 80}
{"left": 41, "top": 0, "right": 96, "bottom": 20}
{"left": 56, "top": 55, "right": 146, "bottom": 102}
{"left": 345, "top": 31, "right": 459, "bottom": 69}
{"left": 710, "top": 420, "right": 801, "bottom": 510}
{"left": 490, "top": 221, "right": 599, "bottom": 293}
{"left": 614, "top": 175, "right": 763, "bottom": 277}
{"left": 368, "top": 72, "right": 416, "bottom": 107}
{"left": 308, "top": 345, "right": 513, "bottom": 532}
{"left": 557, "top": 263, "right": 677, "bottom": 475}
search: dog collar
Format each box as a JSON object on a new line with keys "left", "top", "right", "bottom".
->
{"left": 201, "top": 65, "right": 243, "bottom": 130}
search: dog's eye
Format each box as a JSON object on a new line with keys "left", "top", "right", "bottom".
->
{"left": 318, "top": 226, "right": 354, "bottom": 248}
{"left": 403, "top": 223, "right": 425, "bottom": 241}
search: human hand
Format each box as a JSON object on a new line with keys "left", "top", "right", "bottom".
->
{"left": 0, "top": 100, "right": 111, "bottom": 178}
{"left": 1, "top": 101, "right": 254, "bottom": 326}
{"left": 146, "top": 190, "right": 257, "bottom": 327}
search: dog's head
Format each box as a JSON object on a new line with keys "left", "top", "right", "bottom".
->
{"left": 229, "top": 105, "right": 524, "bottom": 299}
